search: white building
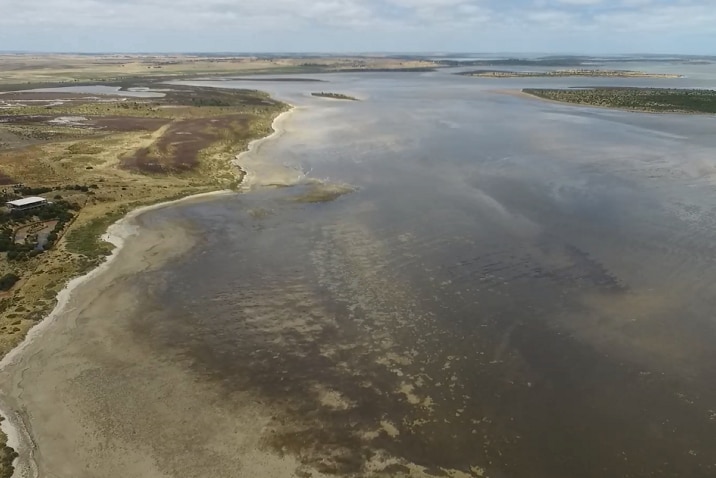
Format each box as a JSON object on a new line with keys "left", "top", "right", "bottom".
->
{"left": 6, "top": 197, "right": 48, "bottom": 212}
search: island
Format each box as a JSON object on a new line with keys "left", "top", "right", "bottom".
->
{"left": 311, "top": 92, "right": 358, "bottom": 101}
{"left": 522, "top": 87, "right": 716, "bottom": 113}
{"left": 460, "top": 69, "right": 682, "bottom": 79}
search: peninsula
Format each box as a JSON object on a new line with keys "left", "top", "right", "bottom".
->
{"left": 522, "top": 87, "right": 716, "bottom": 113}
{"left": 461, "top": 69, "right": 682, "bottom": 79}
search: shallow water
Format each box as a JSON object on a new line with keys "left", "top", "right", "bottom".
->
{"left": 16, "top": 85, "right": 166, "bottom": 97}
{"left": 130, "top": 70, "right": 716, "bottom": 477}
{"left": 20, "top": 69, "right": 716, "bottom": 477}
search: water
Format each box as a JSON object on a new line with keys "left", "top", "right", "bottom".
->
{"left": 130, "top": 70, "right": 716, "bottom": 476}
{"left": 16, "top": 85, "right": 166, "bottom": 97}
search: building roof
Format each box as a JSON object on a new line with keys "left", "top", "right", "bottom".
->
{"left": 7, "top": 196, "right": 48, "bottom": 207}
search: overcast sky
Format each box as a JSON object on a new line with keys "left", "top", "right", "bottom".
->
{"left": 0, "top": 0, "right": 715, "bottom": 54}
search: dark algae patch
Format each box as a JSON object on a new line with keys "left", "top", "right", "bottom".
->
{"left": 290, "top": 183, "right": 356, "bottom": 204}
{"left": 523, "top": 87, "right": 716, "bottom": 113}
{"left": 311, "top": 92, "right": 358, "bottom": 101}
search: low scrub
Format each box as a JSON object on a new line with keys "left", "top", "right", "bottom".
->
{"left": 64, "top": 211, "right": 123, "bottom": 259}
{"left": 67, "top": 142, "right": 104, "bottom": 155}
{"left": 0, "top": 273, "right": 20, "bottom": 291}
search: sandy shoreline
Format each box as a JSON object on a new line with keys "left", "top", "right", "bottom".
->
{"left": 0, "top": 189, "right": 232, "bottom": 477}
{"left": 0, "top": 107, "right": 294, "bottom": 477}
{"left": 234, "top": 105, "right": 300, "bottom": 189}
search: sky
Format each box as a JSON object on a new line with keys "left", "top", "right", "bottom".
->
{"left": 0, "top": 0, "right": 715, "bottom": 54}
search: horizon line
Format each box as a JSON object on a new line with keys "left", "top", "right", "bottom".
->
{"left": 1, "top": 51, "right": 715, "bottom": 58}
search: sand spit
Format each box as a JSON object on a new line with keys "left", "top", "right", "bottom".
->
{"left": 234, "top": 106, "right": 308, "bottom": 189}
{"left": 492, "top": 88, "right": 573, "bottom": 106}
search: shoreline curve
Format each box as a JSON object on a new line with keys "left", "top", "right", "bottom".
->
{"left": 0, "top": 102, "right": 295, "bottom": 478}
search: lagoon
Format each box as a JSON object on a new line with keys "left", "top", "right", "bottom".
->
{"left": 3, "top": 68, "right": 716, "bottom": 477}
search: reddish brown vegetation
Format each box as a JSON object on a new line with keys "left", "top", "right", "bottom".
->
{"left": 92, "top": 116, "right": 169, "bottom": 132}
{"left": 121, "top": 115, "right": 250, "bottom": 174}
{"left": 0, "top": 172, "right": 15, "bottom": 185}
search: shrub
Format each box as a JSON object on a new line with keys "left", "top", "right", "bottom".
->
{"left": 0, "top": 273, "right": 20, "bottom": 291}
{"left": 67, "top": 143, "right": 103, "bottom": 155}
{"left": 14, "top": 186, "right": 52, "bottom": 195}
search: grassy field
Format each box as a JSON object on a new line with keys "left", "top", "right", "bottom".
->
{"left": 460, "top": 69, "right": 680, "bottom": 78}
{"left": 523, "top": 87, "right": 716, "bottom": 113}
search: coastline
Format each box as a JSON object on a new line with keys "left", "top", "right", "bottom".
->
{"left": 0, "top": 102, "right": 292, "bottom": 478}
{"left": 234, "top": 105, "right": 300, "bottom": 189}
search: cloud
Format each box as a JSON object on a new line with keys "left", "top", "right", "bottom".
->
{"left": 554, "top": 0, "right": 604, "bottom": 5}
{"left": 0, "top": 0, "right": 714, "bottom": 52}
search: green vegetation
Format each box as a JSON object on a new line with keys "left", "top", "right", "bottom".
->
{"left": 0, "top": 87, "right": 278, "bottom": 119}
{"left": 64, "top": 209, "right": 125, "bottom": 259}
{"left": 0, "top": 442, "right": 18, "bottom": 478}
{"left": 67, "top": 143, "right": 104, "bottom": 155}
{"left": 523, "top": 88, "right": 716, "bottom": 113}
{"left": 0, "top": 199, "right": 77, "bottom": 261}
{"left": 62, "top": 191, "right": 215, "bottom": 261}
{"left": 13, "top": 186, "right": 53, "bottom": 196}
{"left": 439, "top": 57, "right": 589, "bottom": 67}
{"left": 311, "top": 92, "right": 358, "bottom": 101}
{"left": 0, "top": 273, "right": 20, "bottom": 291}
{"left": 461, "top": 69, "right": 679, "bottom": 79}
